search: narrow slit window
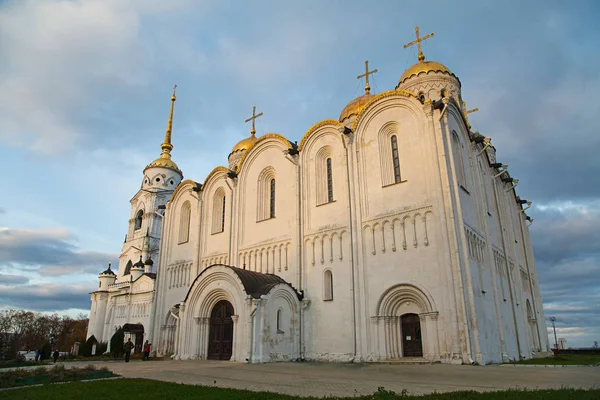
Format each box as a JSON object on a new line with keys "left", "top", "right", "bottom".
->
{"left": 270, "top": 178, "right": 276, "bottom": 218}
{"left": 326, "top": 157, "right": 334, "bottom": 202}
{"left": 391, "top": 135, "right": 401, "bottom": 183}
{"left": 324, "top": 270, "right": 333, "bottom": 301}
{"left": 221, "top": 196, "right": 226, "bottom": 232}
{"left": 277, "top": 309, "right": 283, "bottom": 333}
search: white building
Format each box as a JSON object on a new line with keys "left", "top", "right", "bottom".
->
{"left": 88, "top": 31, "right": 550, "bottom": 364}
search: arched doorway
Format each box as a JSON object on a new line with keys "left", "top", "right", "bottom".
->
{"left": 122, "top": 323, "right": 144, "bottom": 353}
{"left": 401, "top": 313, "right": 423, "bottom": 357}
{"left": 207, "top": 300, "right": 234, "bottom": 360}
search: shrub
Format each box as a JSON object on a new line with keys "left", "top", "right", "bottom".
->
{"left": 79, "top": 335, "right": 97, "bottom": 357}
{"left": 41, "top": 343, "right": 52, "bottom": 360}
{"left": 110, "top": 328, "right": 124, "bottom": 358}
{"left": 96, "top": 341, "right": 108, "bottom": 356}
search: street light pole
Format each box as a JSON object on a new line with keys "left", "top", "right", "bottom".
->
{"left": 549, "top": 317, "right": 558, "bottom": 353}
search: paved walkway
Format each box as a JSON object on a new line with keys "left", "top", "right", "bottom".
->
{"left": 50, "top": 359, "right": 600, "bottom": 397}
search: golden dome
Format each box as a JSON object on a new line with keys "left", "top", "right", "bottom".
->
{"left": 397, "top": 60, "right": 456, "bottom": 86}
{"left": 339, "top": 93, "right": 374, "bottom": 122}
{"left": 144, "top": 155, "right": 181, "bottom": 174}
{"left": 231, "top": 132, "right": 258, "bottom": 154}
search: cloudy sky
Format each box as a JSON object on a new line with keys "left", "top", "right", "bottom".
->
{"left": 0, "top": 0, "right": 598, "bottom": 348}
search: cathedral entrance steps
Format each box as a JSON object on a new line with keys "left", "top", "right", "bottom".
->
{"left": 377, "top": 357, "right": 439, "bottom": 365}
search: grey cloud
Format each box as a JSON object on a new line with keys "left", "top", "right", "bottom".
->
{"left": 0, "top": 228, "right": 118, "bottom": 276}
{"left": 528, "top": 204, "right": 600, "bottom": 347}
{"left": 0, "top": 273, "right": 29, "bottom": 285}
{"left": 0, "top": 283, "right": 91, "bottom": 312}
{"left": 530, "top": 204, "right": 600, "bottom": 264}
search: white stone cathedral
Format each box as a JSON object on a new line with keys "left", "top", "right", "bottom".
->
{"left": 87, "top": 28, "right": 550, "bottom": 364}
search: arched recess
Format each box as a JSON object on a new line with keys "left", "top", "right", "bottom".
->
{"left": 261, "top": 284, "right": 301, "bottom": 362}
{"left": 160, "top": 311, "right": 177, "bottom": 356}
{"left": 257, "top": 166, "right": 276, "bottom": 221}
{"left": 211, "top": 187, "right": 226, "bottom": 234}
{"left": 451, "top": 130, "right": 467, "bottom": 189}
{"left": 372, "top": 284, "right": 440, "bottom": 361}
{"left": 178, "top": 201, "right": 191, "bottom": 244}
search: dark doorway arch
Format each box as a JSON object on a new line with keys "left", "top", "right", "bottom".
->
{"left": 401, "top": 313, "right": 423, "bottom": 357}
{"left": 123, "top": 323, "right": 144, "bottom": 353}
{"left": 207, "top": 300, "right": 234, "bottom": 360}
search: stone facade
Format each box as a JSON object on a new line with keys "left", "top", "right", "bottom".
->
{"left": 88, "top": 55, "right": 549, "bottom": 365}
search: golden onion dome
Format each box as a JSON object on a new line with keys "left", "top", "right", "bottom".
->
{"left": 339, "top": 92, "right": 374, "bottom": 122}
{"left": 144, "top": 155, "right": 181, "bottom": 174}
{"left": 398, "top": 61, "right": 458, "bottom": 86}
{"left": 397, "top": 60, "right": 457, "bottom": 86}
{"left": 231, "top": 132, "right": 259, "bottom": 154}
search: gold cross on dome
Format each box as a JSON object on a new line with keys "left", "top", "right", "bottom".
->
{"left": 357, "top": 60, "right": 378, "bottom": 94}
{"left": 245, "top": 106, "right": 263, "bottom": 135}
{"left": 403, "top": 26, "right": 435, "bottom": 62}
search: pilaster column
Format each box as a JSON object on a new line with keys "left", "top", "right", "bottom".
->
{"left": 231, "top": 315, "right": 239, "bottom": 361}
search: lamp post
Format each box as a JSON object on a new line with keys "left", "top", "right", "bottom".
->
{"left": 549, "top": 317, "right": 558, "bottom": 353}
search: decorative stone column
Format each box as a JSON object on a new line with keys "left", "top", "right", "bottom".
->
{"left": 231, "top": 315, "right": 239, "bottom": 361}
{"left": 193, "top": 316, "right": 202, "bottom": 359}
{"left": 370, "top": 316, "right": 382, "bottom": 361}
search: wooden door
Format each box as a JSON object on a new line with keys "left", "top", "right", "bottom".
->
{"left": 207, "top": 300, "right": 234, "bottom": 360}
{"left": 401, "top": 313, "right": 423, "bottom": 357}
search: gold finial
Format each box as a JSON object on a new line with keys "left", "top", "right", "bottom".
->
{"left": 160, "top": 85, "right": 177, "bottom": 159}
{"left": 404, "top": 26, "right": 435, "bottom": 63}
{"left": 357, "top": 60, "right": 378, "bottom": 94}
{"left": 244, "top": 105, "right": 263, "bottom": 136}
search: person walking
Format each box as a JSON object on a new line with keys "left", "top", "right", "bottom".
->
{"left": 53, "top": 350, "right": 59, "bottom": 363}
{"left": 124, "top": 338, "right": 134, "bottom": 363}
{"left": 142, "top": 340, "right": 151, "bottom": 361}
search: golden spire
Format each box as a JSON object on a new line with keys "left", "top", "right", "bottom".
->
{"left": 244, "top": 105, "right": 263, "bottom": 136}
{"left": 357, "top": 60, "right": 378, "bottom": 94}
{"left": 160, "top": 84, "right": 177, "bottom": 159}
{"left": 403, "top": 26, "right": 435, "bottom": 63}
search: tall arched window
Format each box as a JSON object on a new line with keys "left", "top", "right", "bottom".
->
{"left": 178, "top": 201, "right": 191, "bottom": 244}
{"left": 124, "top": 260, "right": 133, "bottom": 276}
{"left": 211, "top": 188, "right": 226, "bottom": 234}
{"left": 378, "top": 122, "right": 404, "bottom": 186}
{"left": 134, "top": 210, "right": 143, "bottom": 230}
{"left": 479, "top": 160, "right": 492, "bottom": 214}
{"left": 221, "top": 196, "right": 226, "bottom": 232}
{"left": 326, "top": 158, "right": 334, "bottom": 202}
{"left": 316, "top": 146, "right": 334, "bottom": 205}
{"left": 391, "top": 135, "right": 401, "bottom": 183}
{"left": 257, "top": 167, "right": 276, "bottom": 221}
{"left": 270, "top": 178, "right": 276, "bottom": 218}
{"left": 452, "top": 131, "right": 467, "bottom": 189}
{"left": 323, "top": 270, "right": 333, "bottom": 301}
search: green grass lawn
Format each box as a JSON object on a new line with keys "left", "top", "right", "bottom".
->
{"left": 0, "top": 364, "right": 115, "bottom": 388}
{"left": 1, "top": 379, "right": 599, "bottom": 400}
{"left": 0, "top": 361, "right": 51, "bottom": 369}
{"left": 513, "top": 354, "right": 600, "bottom": 365}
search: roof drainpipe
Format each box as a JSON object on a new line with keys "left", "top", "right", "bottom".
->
{"left": 340, "top": 125, "right": 357, "bottom": 363}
